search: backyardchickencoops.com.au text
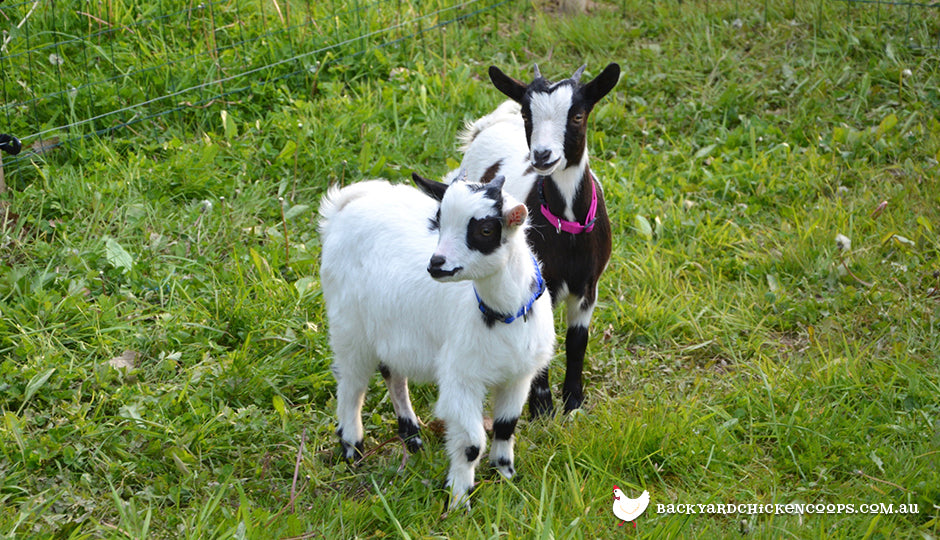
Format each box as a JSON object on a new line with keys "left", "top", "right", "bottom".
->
{"left": 656, "top": 503, "right": 920, "bottom": 515}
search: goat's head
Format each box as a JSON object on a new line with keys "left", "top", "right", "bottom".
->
{"left": 488, "top": 63, "right": 620, "bottom": 175}
{"left": 412, "top": 172, "right": 528, "bottom": 282}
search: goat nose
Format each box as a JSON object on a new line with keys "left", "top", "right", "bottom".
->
{"left": 428, "top": 254, "right": 446, "bottom": 271}
{"left": 532, "top": 149, "right": 552, "bottom": 166}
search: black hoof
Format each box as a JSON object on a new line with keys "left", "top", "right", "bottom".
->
{"left": 489, "top": 457, "right": 516, "bottom": 478}
{"left": 337, "top": 435, "right": 364, "bottom": 462}
{"left": 397, "top": 417, "right": 423, "bottom": 453}
{"left": 403, "top": 435, "right": 424, "bottom": 453}
{"left": 528, "top": 396, "right": 555, "bottom": 419}
{"left": 562, "top": 395, "right": 583, "bottom": 414}
{"left": 336, "top": 429, "right": 364, "bottom": 463}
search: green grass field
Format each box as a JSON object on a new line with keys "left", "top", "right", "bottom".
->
{"left": 1, "top": 0, "right": 939, "bottom": 537}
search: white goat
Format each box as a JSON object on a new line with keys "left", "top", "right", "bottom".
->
{"left": 318, "top": 173, "right": 555, "bottom": 508}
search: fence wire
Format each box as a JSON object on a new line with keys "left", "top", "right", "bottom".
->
{"left": 1, "top": 0, "right": 937, "bottom": 173}
{"left": 0, "top": 0, "right": 507, "bottom": 169}
{"left": 837, "top": 0, "right": 940, "bottom": 49}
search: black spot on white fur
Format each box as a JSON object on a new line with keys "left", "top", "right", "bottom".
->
{"left": 466, "top": 216, "right": 502, "bottom": 255}
{"left": 465, "top": 445, "right": 480, "bottom": 462}
{"left": 481, "top": 160, "right": 503, "bottom": 184}
{"left": 465, "top": 176, "right": 507, "bottom": 255}
{"left": 493, "top": 417, "right": 518, "bottom": 441}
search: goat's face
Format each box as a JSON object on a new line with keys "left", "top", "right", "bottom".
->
{"left": 489, "top": 63, "right": 621, "bottom": 175}
{"left": 412, "top": 173, "right": 528, "bottom": 282}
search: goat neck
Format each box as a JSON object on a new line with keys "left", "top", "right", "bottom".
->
{"left": 537, "top": 157, "right": 592, "bottom": 224}
{"left": 471, "top": 240, "right": 540, "bottom": 320}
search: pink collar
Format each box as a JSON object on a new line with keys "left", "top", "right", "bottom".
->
{"left": 538, "top": 173, "right": 598, "bottom": 234}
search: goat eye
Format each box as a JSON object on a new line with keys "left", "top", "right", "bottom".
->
{"left": 467, "top": 217, "right": 501, "bottom": 254}
{"left": 572, "top": 113, "right": 585, "bottom": 124}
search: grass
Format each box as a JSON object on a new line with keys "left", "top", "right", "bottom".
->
{"left": 1, "top": 0, "right": 939, "bottom": 537}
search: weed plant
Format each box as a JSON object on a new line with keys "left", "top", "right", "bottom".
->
{"left": 1, "top": 0, "right": 938, "bottom": 538}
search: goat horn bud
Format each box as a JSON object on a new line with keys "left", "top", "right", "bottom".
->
{"left": 572, "top": 64, "right": 587, "bottom": 83}
{"left": 533, "top": 64, "right": 542, "bottom": 80}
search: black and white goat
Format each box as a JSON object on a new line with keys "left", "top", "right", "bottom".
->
{"left": 318, "top": 174, "right": 555, "bottom": 508}
{"left": 448, "top": 63, "right": 620, "bottom": 417}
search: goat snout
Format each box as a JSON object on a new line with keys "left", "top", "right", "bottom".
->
{"left": 428, "top": 254, "right": 461, "bottom": 279}
{"left": 532, "top": 149, "right": 552, "bottom": 165}
{"left": 531, "top": 149, "right": 559, "bottom": 173}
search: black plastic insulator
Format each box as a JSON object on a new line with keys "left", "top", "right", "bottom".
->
{"left": 0, "top": 134, "right": 22, "bottom": 155}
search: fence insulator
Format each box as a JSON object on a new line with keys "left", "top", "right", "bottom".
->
{"left": 0, "top": 134, "right": 22, "bottom": 156}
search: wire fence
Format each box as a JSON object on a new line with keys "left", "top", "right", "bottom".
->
{"left": 0, "top": 0, "right": 937, "bottom": 175}
{"left": 838, "top": 0, "right": 940, "bottom": 49}
{"left": 0, "top": 0, "right": 508, "bottom": 171}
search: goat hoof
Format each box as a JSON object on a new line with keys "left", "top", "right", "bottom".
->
{"left": 440, "top": 481, "right": 476, "bottom": 515}
{"left": 339, "top": 440, "right": 364, "bottom": 463}
{"left": 489, "top": 458, "right": 516, "bottom": 479}
{"left": 528, "top": 400, "right": 555, "bottom": 420}
{"left": 403, "top": 435, "right": 424, "bottom": 453}
{"left": 562, "top": 397, "right": 583, "bottom": 414}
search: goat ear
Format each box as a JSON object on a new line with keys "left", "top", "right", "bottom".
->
{"left": 581, "top": 63, "right": 621, "bottom": 106}
{"left": 488, "top": 174, "right": 506, "bottom": 191}
{"left": 411, "top": 172, "right": 448, "bottom": 202}
{"left": 504, "top": 203, "right": 528, "bottom": 229}
{"left": 489, "top": 66, "right": 527, "bottom": 103}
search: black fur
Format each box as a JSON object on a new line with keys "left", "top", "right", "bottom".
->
{"left": 494, "top": 457, "right": 515, "bottom": 477}
{"left": 465, "top": 177, "right": 507, "bottom": 255}
{"left": 493, "top": 417, "right": 519, "bottom": 441}
{"left": 336, "top": 427, "right": 364, "bottom": 460}
{"left": 489, "top": 64, "right": 619, "bottom": 170}
{"left": 397, "top": 416, "right": 423, "bottom": 452}
{"left": 481, "top": 160, "right": 503, "bottom": 183}
{"left": 488, "top": 64, "right": 619, "bottom": 418}
{"left": 412, "top": 172, "right": 448, "bottom": 201}
{"left": 524, "top": 174, "right": 611, "bottom": 417}
{"left": 562, "top": 326, "right": 589, "bottom": 412}
{"left": 527, "top": 367, "right": 554, "bottom": 418}
{"left": 465, "top": 445, "right": 480, "bottom": 462}
{"left": 466, "top": 217, "right": 502, "bottom": 254}
{"left": 466, "top": 174, "right": 505, "bottom": 208}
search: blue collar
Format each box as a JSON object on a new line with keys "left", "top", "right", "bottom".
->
{"left": 473, "top": 255, "right": 546, "bottom": 325}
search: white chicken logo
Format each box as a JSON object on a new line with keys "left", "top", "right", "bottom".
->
{"left": 612, "top": 486, "right": 650, "bottom": 528}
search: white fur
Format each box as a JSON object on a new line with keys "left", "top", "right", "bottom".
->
{"left": 318, "top": 179, "right": 555, "bottom": 509}
{"left": 451, "top": 68, "right": 614, "bottom": 416}
{"left": 453, "top": 99, "right": 588, "bottom": 223}
{"left": 528, "top": 85, "right": 574, "bottom": 174}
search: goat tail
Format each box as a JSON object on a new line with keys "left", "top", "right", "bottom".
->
{"left": 455, "top": 117, "right": 479, "bottom": 152}
{"left": 457, "top": 100, "right": 522, "bottom": 152}
{"left": 318, "top": 180, "right": 386, "bottom": 236}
